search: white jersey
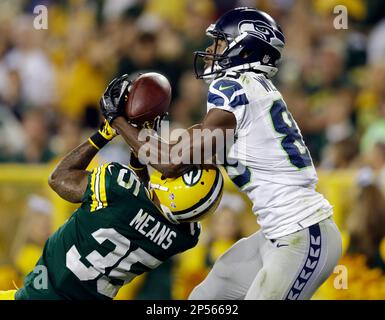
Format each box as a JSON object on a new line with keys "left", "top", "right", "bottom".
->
{"left": 207, "top": 71, "right": 332, "bottom": 239}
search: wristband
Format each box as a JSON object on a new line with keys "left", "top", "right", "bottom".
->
{"left": 88, "top": 132, "right": 110, "bottom": 150}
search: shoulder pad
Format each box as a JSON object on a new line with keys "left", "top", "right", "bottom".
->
{"left": 208, "top": 78, "right": 249, "bottom": 108}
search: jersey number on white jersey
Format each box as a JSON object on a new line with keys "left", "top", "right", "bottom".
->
{"left": 270, "top": 99, "right": 312, "bottom": 169}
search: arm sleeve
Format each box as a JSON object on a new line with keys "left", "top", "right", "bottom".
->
{"left": 207, "top": 78, "right": 250, "bottom": 132}
{"left": 82, "top": 162, "right": 115, "bottom": 212}
{"left": 83, "top": 162, "right": 144, "bottom": 211}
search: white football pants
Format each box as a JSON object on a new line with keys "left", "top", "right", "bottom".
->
{"left": 189, "top": 217, "right": 341, "bottom": 300}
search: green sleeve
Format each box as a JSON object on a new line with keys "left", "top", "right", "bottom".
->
{"left": 82, "top": 162, "right": 143, "bottom": 212}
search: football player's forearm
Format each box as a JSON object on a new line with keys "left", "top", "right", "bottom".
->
{"left": 128, "top": 153, "right": 151, "bottom": 185}
{"left": 48, "top": 141, "right": 98, "bottom": 203}
{"left": 134, "top": 167, "right": 150, "bottom": 186}
{"left": 112, "top": 117, "right": 142, "bottom": 155}
{"left": 112, "top": 117, "right": 184, "bottom": 177}
{"left": 160, "top": 125, "right": 212, "bottom": 178}
{"left": 113, "top": 117, "right": 222, "bottom": 178}
{"left": 53, "top": 141, "right": 98, "bottom": 171}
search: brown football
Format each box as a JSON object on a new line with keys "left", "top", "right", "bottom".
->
{"left": 124, "top": 72, "right": 172, "bottom": 125}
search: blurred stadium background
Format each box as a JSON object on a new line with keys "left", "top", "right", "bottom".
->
{"left": 0, "top": 0, "right": 385, "bottom": 299}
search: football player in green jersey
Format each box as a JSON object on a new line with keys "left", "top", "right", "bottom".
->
{"left": 0, "top": 118, "right": 223, "bottom": 300}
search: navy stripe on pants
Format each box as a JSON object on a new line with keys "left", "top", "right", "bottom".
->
{"left": 284, "top": 223, "right": 322, "bottom": 300}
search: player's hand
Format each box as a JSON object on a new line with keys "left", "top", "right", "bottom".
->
{"left": 100, "top": 74, "right": 131, "bottom": 124}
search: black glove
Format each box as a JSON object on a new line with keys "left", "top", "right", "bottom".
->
{"left": 100, "top": 74, "right": 131, "bottom": 124}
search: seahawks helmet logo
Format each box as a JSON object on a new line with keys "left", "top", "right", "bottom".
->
{"left": 182, "top": 167, "right": 202, "bottom": 186}
{"left": 239, "top": 20, "right": 282, "bottom": 48}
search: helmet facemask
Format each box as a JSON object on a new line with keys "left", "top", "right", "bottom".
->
{"left": 193, "top": 25, "right": 231, "bottom": 81}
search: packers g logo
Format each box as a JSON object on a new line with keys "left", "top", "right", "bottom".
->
{"left": 239, "top": 20, "right": 276, "bottom": 43}
{"left": 182, "top": 167, "right": 202, "bottom": 186}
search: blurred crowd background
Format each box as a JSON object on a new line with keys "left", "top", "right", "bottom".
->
{"left": 0, "top": 0, "right": 385, "bottom": 299}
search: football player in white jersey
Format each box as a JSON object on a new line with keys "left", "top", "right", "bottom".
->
{"left": 100, "top": 7, "right": 341, "bottom": 300}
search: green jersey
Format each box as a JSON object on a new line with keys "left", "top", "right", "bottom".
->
{"left": 16, "top": 162, "right": 200, "bottom": 300}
